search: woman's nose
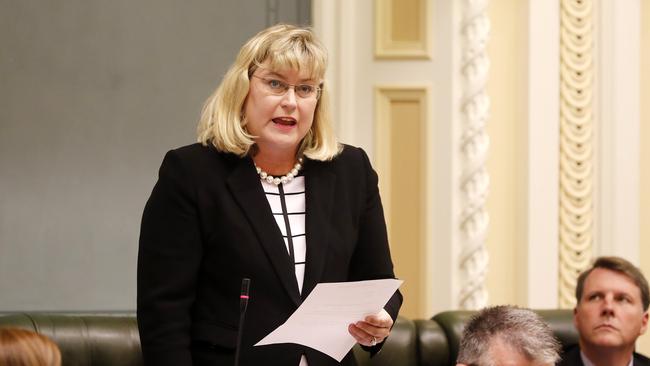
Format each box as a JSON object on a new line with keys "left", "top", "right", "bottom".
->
{"left": 281, "top": 87, "right": 298, "bottom": 108}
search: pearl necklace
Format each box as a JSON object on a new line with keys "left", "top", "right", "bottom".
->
{"left": 255, "top": 157, "right": 304, "bottom": 186}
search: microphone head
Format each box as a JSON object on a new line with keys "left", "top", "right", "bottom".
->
{"left": 241, "top": 278, "right": 251, "bottom": 296}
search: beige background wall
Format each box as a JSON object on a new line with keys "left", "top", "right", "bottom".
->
{"left": 484, "top": 0, "right": 525, "bottom": 307}
{"left": 319, "top": 0, "right": 643, "bottom": 316}
{"left": 313, "top": 0, "right": 449, "bottom": 317}
{"left": 485, "top": 0, "right": 650, "bottom": 353}
{"left": 639, "top": 0, "right": 650, "bottom": 355}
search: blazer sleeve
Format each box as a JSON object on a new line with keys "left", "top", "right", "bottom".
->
{"left": 137, "top": 150, "right": 203, "bottom": 366}
{"left": 348, "top": 147, "right": 403, "bottom": 354}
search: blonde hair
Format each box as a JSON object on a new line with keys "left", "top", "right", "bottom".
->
{"left": 0, "top": 328, "right": 61, "bottom": 366}
{"left": 197, "top": 24, "right": 341, "bottom": 161}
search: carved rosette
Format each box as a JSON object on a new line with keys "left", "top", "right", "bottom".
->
{"left": 459, "top": 0, "right": 490, "bottom": 310}
{"left": 559, "top": 0, "right": 594, "bottom": 308}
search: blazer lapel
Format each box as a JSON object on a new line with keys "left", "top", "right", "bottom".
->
{"left": 227, "top": 158, "right": 301, "bottom": 306}
{"left": 301, "top": 162, "right": 336, "bottom": 299}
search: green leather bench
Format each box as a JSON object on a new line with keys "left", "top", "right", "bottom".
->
{"left": 357, "top": 310, "right": 578, "bottom": 366}
{"left": 0, "top": 310, "right": 578, "bottom": 366}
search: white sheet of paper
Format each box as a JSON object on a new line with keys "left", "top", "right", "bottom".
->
{"left": 254, "top": 278, "right": 402, "bottom": 362}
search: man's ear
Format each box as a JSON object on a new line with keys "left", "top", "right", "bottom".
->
{"left": 640, "top": 311, "right": 649, "bottom": 335}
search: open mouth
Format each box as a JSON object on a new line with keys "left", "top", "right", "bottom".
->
{"left": 272, "top": 117, "right": 297, "bottom": 126}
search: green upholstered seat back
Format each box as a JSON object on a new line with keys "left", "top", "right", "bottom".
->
{"left": 432, "top": 309, "right": 579, "bottom": 365}
{"left": 0, "top": 313, "right": 143, "bottom": 366}
{"left": 0, "top": 310, "right": 577, "bottom": 366}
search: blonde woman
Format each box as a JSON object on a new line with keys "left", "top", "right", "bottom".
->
{"left": 0, "top": 328, "right": 61, "bottom": 366}
{"left": 137, "top": 24, "right": 402, "bottom": 366}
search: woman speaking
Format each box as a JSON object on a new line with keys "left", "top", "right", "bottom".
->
{"left": 137, "top": 24, "right": 402, "bottom": 366}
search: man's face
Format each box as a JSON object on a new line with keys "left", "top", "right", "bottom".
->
{"left": 574, "top": 268, "right": 649, "bottom": 350}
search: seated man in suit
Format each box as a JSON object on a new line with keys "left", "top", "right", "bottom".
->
{"left": 559, "top": 256, "right": 650, "bottom": 366}
{"left": 456, "top": 305, "right": 561, "bottom": 366}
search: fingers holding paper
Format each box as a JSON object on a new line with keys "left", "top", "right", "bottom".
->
{"left": 348, "top": 308, "right": 393, "bottom": 347}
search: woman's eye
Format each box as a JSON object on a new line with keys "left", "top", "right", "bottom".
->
{"left": 268, "top": 79, "right": 284, "bottom": 89}
{"left": 297, "top": 85, "right": 314, "bottom": 94}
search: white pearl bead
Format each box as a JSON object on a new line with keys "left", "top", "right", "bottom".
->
{"left": 254, "top": 156, "right": 304, "bottom": 186}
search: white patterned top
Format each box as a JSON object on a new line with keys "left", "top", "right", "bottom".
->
{"left": 260, "top": 176, "right": 309, "bottom": 366}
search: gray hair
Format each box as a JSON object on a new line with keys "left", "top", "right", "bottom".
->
{"left": 457, "top": 305, "right": 561, "bottom": 366}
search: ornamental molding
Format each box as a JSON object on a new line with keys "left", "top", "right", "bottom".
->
{"left": 458, "top": 0, "right": 490, "bottom": 310}
{"left": 559, "top": 0, "right": 595, "bottom": 308}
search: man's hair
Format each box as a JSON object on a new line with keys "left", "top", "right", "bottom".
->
{"left": 575, "top": 256, "right": 650, "bottom": 311}
{"left": 456, "top": 305, "right": 561, "bottom": 366}
{"left": 197, "top": 23, "right": 340, "bottom": 161}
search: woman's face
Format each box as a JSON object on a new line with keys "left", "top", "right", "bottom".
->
{"left": 244, "top": 63, "right": 320, "bottom": 157}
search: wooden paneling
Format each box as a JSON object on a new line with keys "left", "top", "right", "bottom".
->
{"left": 375, "top": 87, "right": 428, "bottom": 318}
{"left": 375, "top": 0, "right": 430, "bottom": 59}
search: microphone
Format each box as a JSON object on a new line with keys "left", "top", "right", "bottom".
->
{"left": 234, "top": 278, "right": 250, "bottom": 366}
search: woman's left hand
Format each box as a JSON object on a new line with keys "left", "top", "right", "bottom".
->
{"left": 348, "top": 309, "right": 393, "bottom": 347}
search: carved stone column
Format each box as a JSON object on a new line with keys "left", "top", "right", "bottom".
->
{"left": 559, "top": 0, "right": 595, "bottom": 308}
{"left": 459, "top": 0, "right": 490, "bottom": 310}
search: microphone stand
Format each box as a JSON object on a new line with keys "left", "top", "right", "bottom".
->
{"left": 233, "top": 278, "right": 250, "bottom": 366}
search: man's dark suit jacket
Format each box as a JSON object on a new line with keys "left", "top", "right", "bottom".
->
{"left": 137, "top": 143, "right": 402, "bottom": 366}
{"left": 559, "top": 345, "right": 650, "bottom": 366}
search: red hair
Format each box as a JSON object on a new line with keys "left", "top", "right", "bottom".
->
{"left": 0, "top": 328, "right": 61, "bottom": 366}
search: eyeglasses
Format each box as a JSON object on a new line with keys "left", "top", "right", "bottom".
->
{"left": 251, "top": 74, "right": 322, "bottom": 100}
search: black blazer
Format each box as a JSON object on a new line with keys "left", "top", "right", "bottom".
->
{"left": 137, "top": 143, "right": 402, "bottom": 366}
{"left": 558, "top": 345, "right": 650, "bottom": 366}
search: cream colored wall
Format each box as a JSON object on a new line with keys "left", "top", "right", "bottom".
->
{"left": 316, "top": 0, "right": 646, "bottom": 325}
{"left": 638, "top": 0, "right": 650, "bottom": 356}
{"left": 486, "top": 0, "right": 650, "bottom": 352}
{"left": 484, "top": 0, "right": 526, "bottom": 306}
{"left": 313, "top": 0, "right": 443, "bottom": 316}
